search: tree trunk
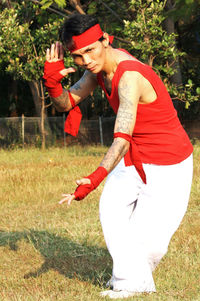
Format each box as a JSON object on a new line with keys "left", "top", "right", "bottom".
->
{"left": 163, "top": 0, "right": 183, "bottom": 86}
{"left": 9, "top": 79, "right": 18, "bottom": 117}
{"left": 28, "top": 80, "right": 42, "bottom": 117}
{"left": 69, "top": 0, "right": 85, "bottom": 14}
{"left": 28, "top": 80, "right": 50, "bottom": 148}
{"left": 40, "top": 80, "right": 46, "bottom": 150}
{"left": 163, "top": 0, "right": 184, "bottom": 116}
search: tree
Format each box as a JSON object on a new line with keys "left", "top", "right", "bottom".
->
{"left": 0, "top": 1, "right": 70, "bottom": 148}
{"left": 166, "top": 0, "right": 200, "bottom": 117}
{"left": 167, "top": 0, "right": 200, "bottom": 21}
{"left": 75, "top": 0, "right": 200, "bottom": 111}
{"left": 0, "top": 0, "right": 199, "bottom": 135}
{"left": 122, "top": 0, "right": 200, "bottom": 108}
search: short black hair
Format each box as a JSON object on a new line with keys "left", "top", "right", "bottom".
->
{"left": 59, "top": 14, "right": 99, "bottom": 48}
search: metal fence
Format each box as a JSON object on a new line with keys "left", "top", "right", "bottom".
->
{"left": 0, "top": 116, "right": 115, "bottom": 148}
{"left": 0, "top": 116, "right": 199, "bottom": 148}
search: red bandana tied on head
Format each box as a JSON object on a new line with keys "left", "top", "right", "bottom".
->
{"left": 68, "top": 24, "right": 114, "bottom": 53}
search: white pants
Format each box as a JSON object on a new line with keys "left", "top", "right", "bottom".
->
{"left": 99, "top": 154, "right": 193, "bottom": 292}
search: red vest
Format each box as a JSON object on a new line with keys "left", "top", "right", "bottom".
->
{"left": 97, "top": 50, "right": 193, "bottom": 166}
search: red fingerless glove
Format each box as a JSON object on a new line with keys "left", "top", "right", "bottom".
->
{"left": 43, "top": 60, "right": 65, "bottom": 97}
{"left": 74, "top": 166, "right": 108, "bottom": 200}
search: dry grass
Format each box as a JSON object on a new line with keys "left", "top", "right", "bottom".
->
{"left": 0, "top": 144, "right": 199, "bottom": 301}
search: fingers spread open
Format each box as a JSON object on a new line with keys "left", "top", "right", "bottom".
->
{"left": 50, "top": 43, "right": 55, "bottom": 60}
{"left": 59, "top": 194, "right": 75, "bottom": 206}
{"left": 54, "top": 42, "right": 59, "bottom": 60}
{"left": 46, "top": 42, "right": 67, "bottom": 63}
{"left": 46, "top": 48, "right": 50, "bottom": 61}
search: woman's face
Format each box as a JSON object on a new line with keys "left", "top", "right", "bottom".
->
{"left": 71, "top": 39, "right": 108, "bottom": 73}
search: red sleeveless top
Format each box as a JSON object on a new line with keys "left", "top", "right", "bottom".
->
{"left": 97, "top": 50, "right": 193, "bottom": 166}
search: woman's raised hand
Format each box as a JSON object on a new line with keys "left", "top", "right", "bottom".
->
{"left": 45, "top": 41, "right": 75, "bottom": 76}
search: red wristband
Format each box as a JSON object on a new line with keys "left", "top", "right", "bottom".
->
{"left": 87, "top": 166, "right": 108, "bottom": 189}
{"left": 73, "top": 166, "right": 108, "bottom": 201}
{"left": 73, "top": 184, "right": 94, "bottom": 201}
{"left": 43, "top": 60, "right": 65, "bottom": 97}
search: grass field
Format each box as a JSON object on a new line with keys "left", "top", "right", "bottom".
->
{"left": 0, "top": 144, "right": 199, "bottom": 301}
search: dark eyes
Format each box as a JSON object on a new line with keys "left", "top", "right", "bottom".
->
{"left": 72, "top": 54, "right": 82, "bottom": 59}
{"left": 72, "top": 48, "right": 93, "bottom": 60}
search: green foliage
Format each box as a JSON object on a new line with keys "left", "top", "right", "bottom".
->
{"left": 124, "top": 1, "right": 177, "bottom": 67}
{"left": 0, "top": 0, "right": 199, "bottom": 118}
{"left": 170, "top": 80, "right": 200, "bottom": 109}
{"left": 122, "top": 0, "right": 199, "bottom": 106}
{"left": 174, "top": 0, "right": 200, "bottom": 109}
{"left": 40, "top": 0, "right": 66, "bottom": 9}
{"left": 87, "top": 1, "right": 98, "bottom": 14}
{"left": 168, "top": 0, "right": 200, "bottom": 21}
{"left": 0, "top": 2, "right": 69, "bottom": 82}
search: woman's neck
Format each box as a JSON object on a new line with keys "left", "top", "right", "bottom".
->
{"left": 102, "top": 47, "right": 118, "bottom": 77}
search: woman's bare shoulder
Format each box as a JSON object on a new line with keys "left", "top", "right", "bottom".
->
{"left": 114, "top": 48, "right": 139, "bottom": 64}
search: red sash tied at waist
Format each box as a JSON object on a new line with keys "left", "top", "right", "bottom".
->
{"left": 114, "top": 132, "right": 147, "bottom": 184}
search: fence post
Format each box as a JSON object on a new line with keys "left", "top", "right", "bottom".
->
{"left": 99, "top": 116, "right": 104, "bottom": 146}
{"left": 63, "top": 113, "right": 66, "bottom": 148}
{"left": 22, "top": 114, "right": 24, "bottom": 148}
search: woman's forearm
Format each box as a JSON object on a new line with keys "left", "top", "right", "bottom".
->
{"left": 50, "top": 88, "right": 72, "bottom": 112}
{"left": 100, "top": 138, "right": 130, "bottom": 173}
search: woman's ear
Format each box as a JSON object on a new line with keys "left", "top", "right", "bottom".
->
{"left": 102, "top": 32, "right": 110, "bottom": 48}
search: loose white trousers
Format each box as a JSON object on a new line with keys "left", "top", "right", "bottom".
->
{"left": 99, "top": 154, "right": 193, "bottom": 293}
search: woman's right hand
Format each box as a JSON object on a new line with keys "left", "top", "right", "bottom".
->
{"left": 45, "top": 41, "right": 75, "bottom": 76}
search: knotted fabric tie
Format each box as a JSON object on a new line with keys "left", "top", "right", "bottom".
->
{"left": 64, "top": 91, "right": 82, "bottom": 137}
{"left": 68, "top": 24, "right": 114, "bottom": 53}
{"left": 114, "top": 132, "right": 147, "bottom": 184}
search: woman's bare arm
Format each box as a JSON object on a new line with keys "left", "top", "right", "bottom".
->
{"left": 59, "top": 70, "right": 143, "bottom": 205}
{"left": 99, "top": 71, "right": 141, "bottom": 173}
{"left": 50, "top": 70, "right": 97, "bottom": 112}
{"left": 46, "top": 42, "right": 97, "bottom": 112}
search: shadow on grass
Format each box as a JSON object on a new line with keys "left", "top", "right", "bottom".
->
{"left": 0, "top": 229, "right": 112, "bottom": 286}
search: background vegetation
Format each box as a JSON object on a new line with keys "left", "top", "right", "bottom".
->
{"left": 0, "top": 2, "right": 199, "bottom": 300}
{"left": 0, "top": 144, "right": 199, "bottom": 300}
{"left": 0, "top": 0, "right": 200, "bottom": 122}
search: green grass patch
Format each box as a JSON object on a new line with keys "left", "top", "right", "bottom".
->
{"left": 0, "top": 145, "right": 199, "bottom": 300}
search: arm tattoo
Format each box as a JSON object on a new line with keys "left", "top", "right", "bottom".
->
{"left": 115, "top": 106, "right": 135, "bottom": 133}
{"left": 50, "top": 89, "right": 70, "bottom": 112}
{"left": 100, "top": 139, "right": 129, "bottom": 172}
{"left": 71, "top": 77, "right": 85, "bottom": 91}
{"left": 50, "top": 71, "right": 97, "bottom": 112}
{"left": 100, "top": 71, "right": 139, "bottom": 173}
{"left": 70, "top": 71, "right": 97, "bottom": 97}
{"left": 115, "top": 79, "right": 137, "bottom": 134}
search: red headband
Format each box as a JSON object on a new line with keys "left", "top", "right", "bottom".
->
{"left": 68, "top": 24, "right": 113, "bottom": 53}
